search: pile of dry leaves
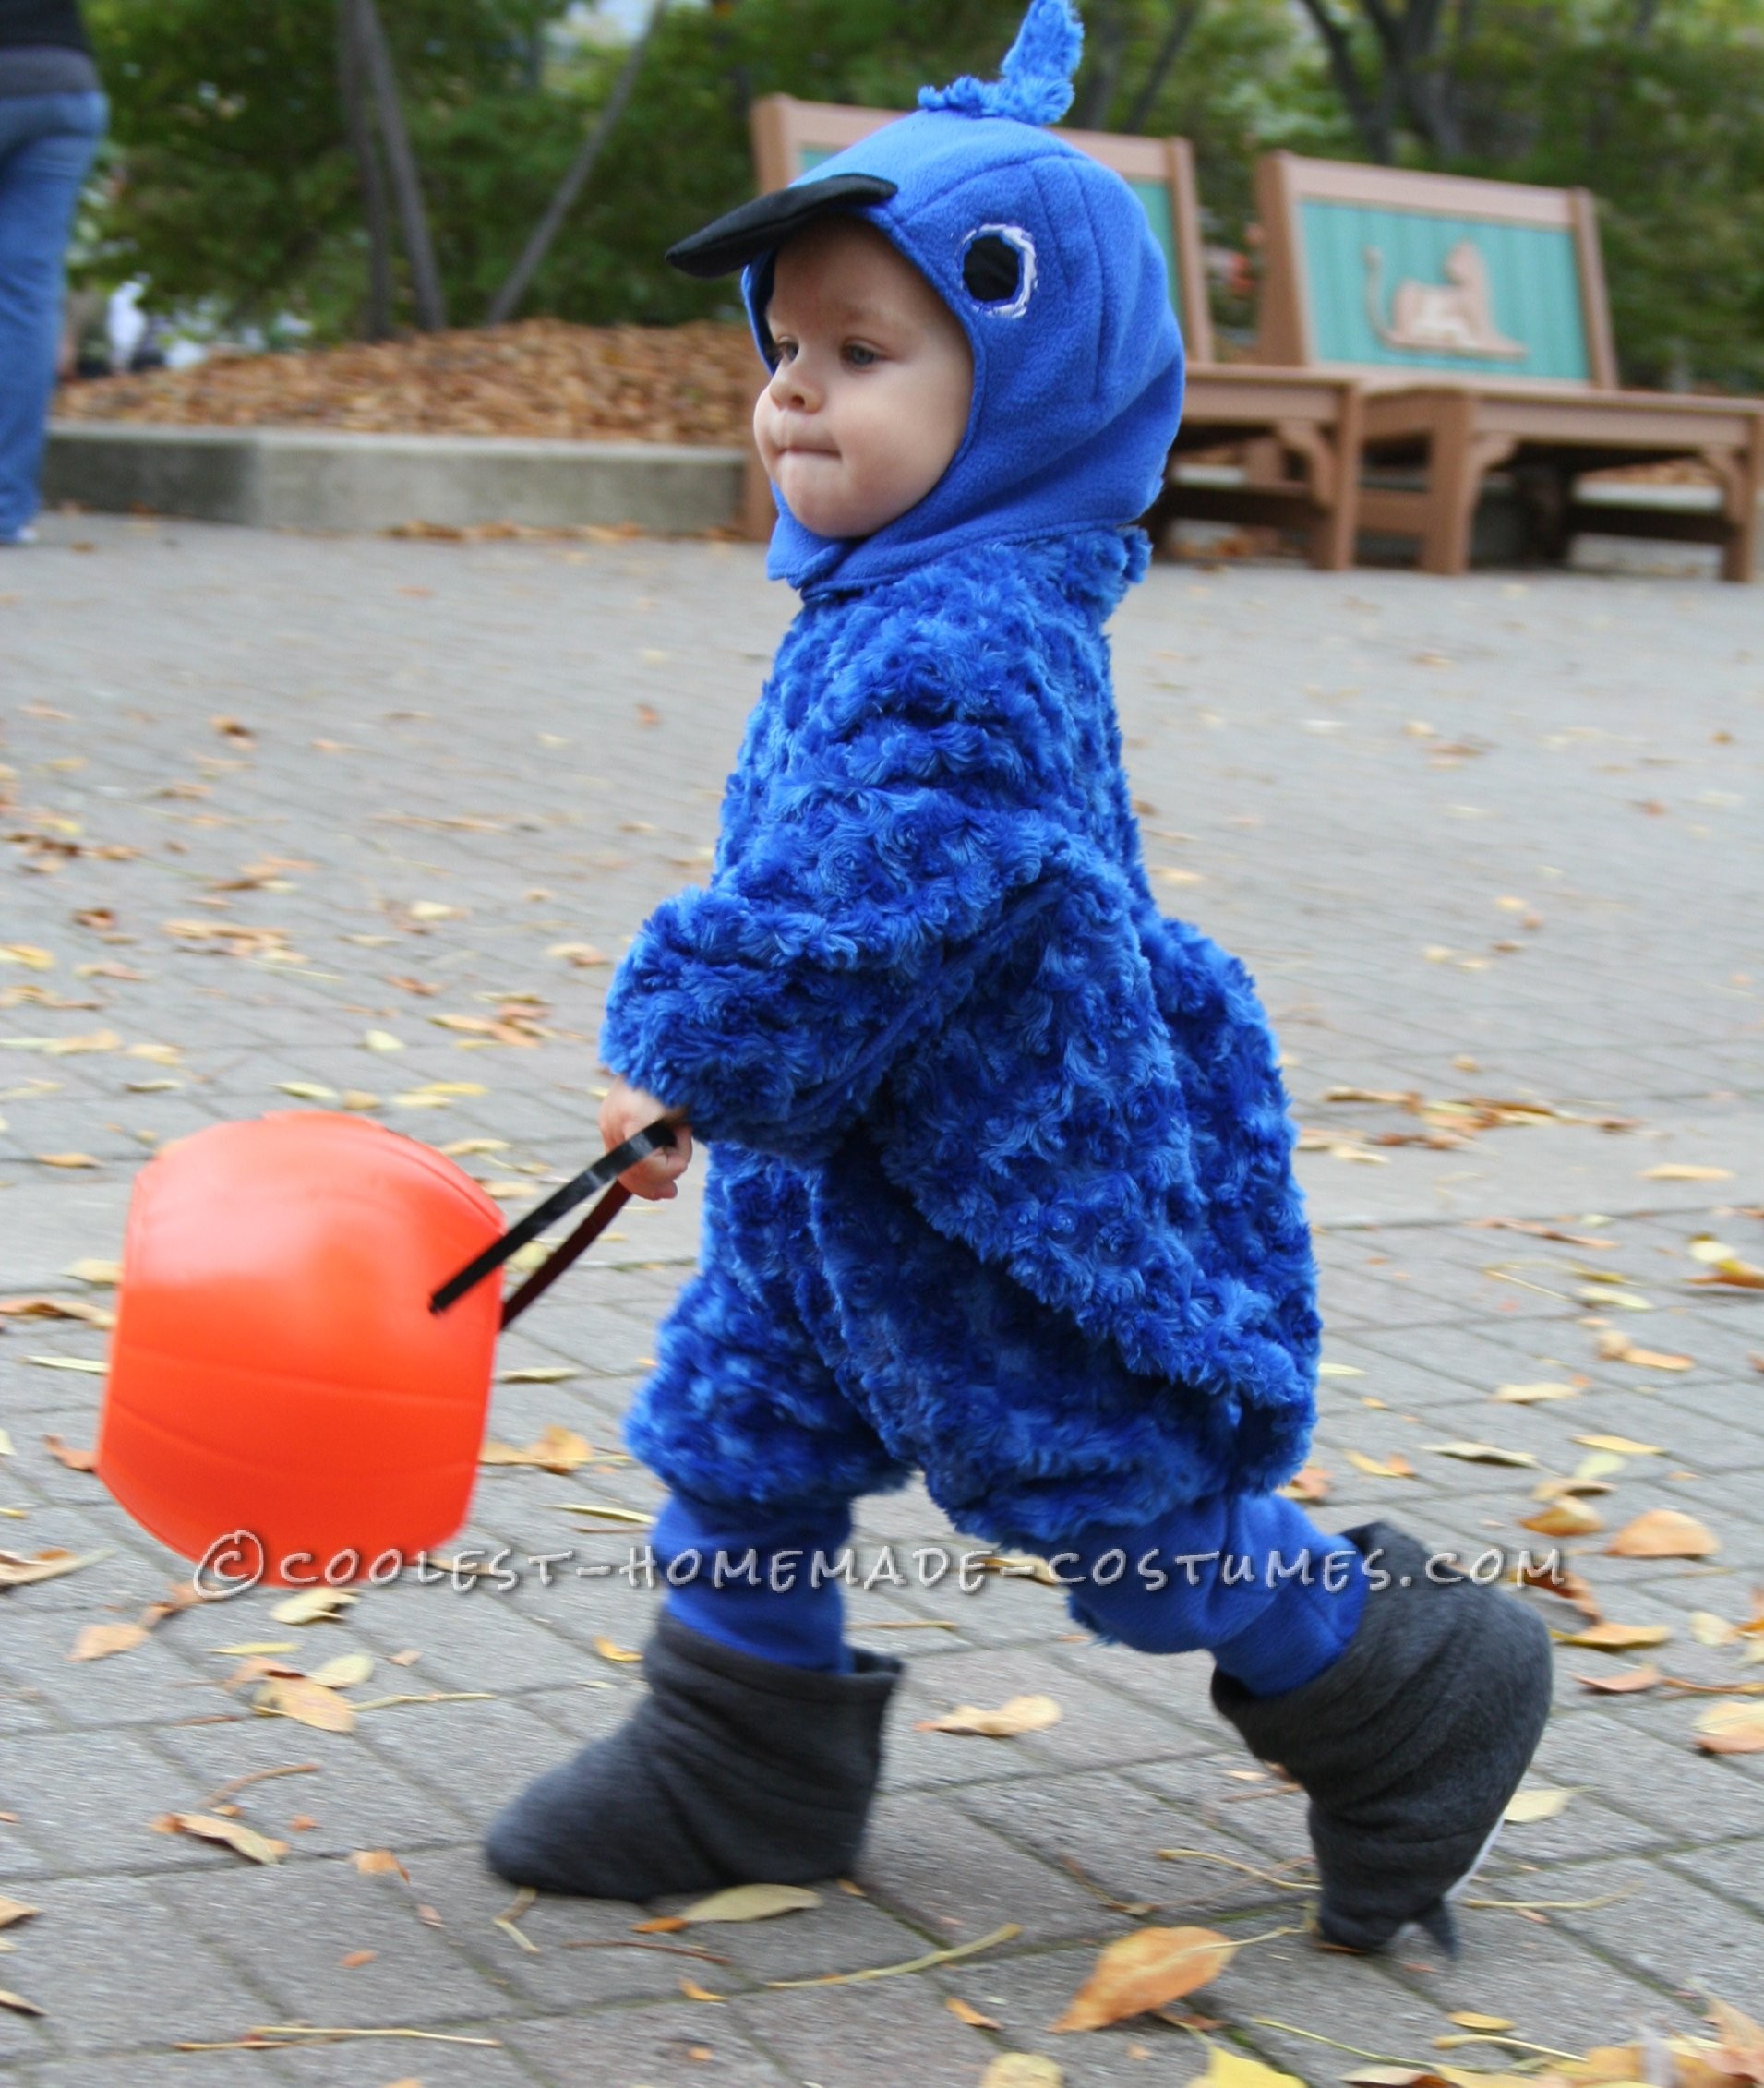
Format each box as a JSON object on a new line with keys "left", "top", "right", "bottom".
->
{"left": 54, "top": 320, "right": 759, "bottom": 446}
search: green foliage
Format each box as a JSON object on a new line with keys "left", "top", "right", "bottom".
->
{"left": 460, "top": 0, "right": 1042, "bottom": 328}
{"left": 83, "top": 0, "right": 586, "bottom": 333}
{"left": 78, "top": 0, "right": 1764, "bottom": 390}
{"left": 1445, "top": 0, "right": 1764, "bottom": 390}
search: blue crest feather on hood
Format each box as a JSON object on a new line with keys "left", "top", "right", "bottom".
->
{"left": 731, "top": 0, "right": 1184, "bottom": 597}
{"left": 918, "top": 0, "right": 1084, "bottom": 126}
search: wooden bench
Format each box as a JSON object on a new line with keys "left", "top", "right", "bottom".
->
{"left": 741, "top": 95, "right": 1363, "bottom": 570}
{"left": 1254, "top": 151, "right": 1764, "bottom": 581}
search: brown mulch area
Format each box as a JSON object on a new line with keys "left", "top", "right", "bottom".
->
{"left": 54, "top": 318, "right": 1724, "bottom": 491}
{"left": 55, "top": 319, "right": 761, "bottom": 445}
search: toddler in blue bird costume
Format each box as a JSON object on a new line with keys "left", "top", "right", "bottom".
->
{"left": 487, "top": 0, "right": 1552, "bottom": 1954}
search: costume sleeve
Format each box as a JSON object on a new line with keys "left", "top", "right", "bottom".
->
{"left": 598, "top": 671, "right": 1055, "bottom": 1162}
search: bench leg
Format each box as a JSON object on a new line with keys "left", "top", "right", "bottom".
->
{"left": 1418, "top": 405, "right": 1517, "bottom": 577}
{"left": 1718, "top": 419, "right": 1762, "bottom": 582}
{"left": 1310, "top": 388, "right": 1362, "bottom": 573}
{"left": 1417, "top": 397, "right": 1482, "bottom": 576}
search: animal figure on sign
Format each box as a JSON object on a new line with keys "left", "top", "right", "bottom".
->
{"left": 1364, "top": 238, "right": 1526, "bottom": 359}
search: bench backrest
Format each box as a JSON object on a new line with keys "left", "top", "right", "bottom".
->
{"left": 1254, "top": 151, "right": 1617, "bottom": 391}
{"left": 748, "top": 94, "right": 1215, "bottom": 366}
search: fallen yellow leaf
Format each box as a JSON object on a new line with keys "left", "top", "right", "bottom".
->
{"left": 0, "top": 1898, "right": 39, "bottom": 1930}
{"left": 270, "top": 1588, "right": 356, "bottom": 1626}
{"left": 1188, "top": 2049, "right": 1304, "bottom": 2088}
{"left": 1606, "top": 1509, "right": 1719, "bottom": 1560}
{"left": 1689, "top": 1258, "right": 1764, "bottom": 1292}
{"left": 480, "top": 1424, "right": 592, "bottom": 1473}
{"left": 1690, "top": 1613, "right": 1741, "bottom": 1648}
{"left": 593, "top": 1635, "right": 643, "bottom": 1665}
{"left": 1429, "top": 1441, "right": 1541, "bottom": 1468}
{"left": 165, "top": 1811, "right": 287, "bottom": 1865}
{"left": 353, "top": 1848, "right": 409, "bottom": 1878}
{"left": 1521, "top": 1500, "right": 1604, "bottom": 1538}
{"left": 1640, "top": 1163, "right": 1733, "bottom": 1182}
{"left": 949, "top": 1997, "right": 1004, "bottom": 2030}
{"left": 1346, "top": 1449, "right": 1417, "bottom": 1479}
{"left": 306, "top": 1653, "right": 374, "bottom": 1690}
{"left": 1575, "top": 1662, "right": 1662, "bottom": 1695}
{"left": 1597, "top": 1332, "right": 1693, "bottom": 1372}
{"left": 63, "top": 1258, "right": 121, "bottom": 1286}
{"left": 0, "top": 1547, "right": 102, "bottom": 1589}
{"left": 42, "top": 1434, "right": 97, "bottom": 1470}
{"left": 982, "top": 2059, "right": 1062, "bottom": 2087}
{"left": 1051, "top": 1926, "right": 1234, "bottom": 2031}
{"left": 1695, "top": 1702, "right": 1764, "bottom": 1755}
{"left": 673, "top": 1884, "right": 821, "bottom": 1925}
{"left": 1504, "top": 1787, "right": 1572, "bottom": 1823}
{"left": 1557, "top": 1621, "right": 1673, "bottom": 1651}
{"left": 919, "top": 1695, "right": 1062, "bottom": 1738}
{"left": 1278, "top": 1464, "right": 1331, "bottom": 1503}
{"left": 1575, "top": 1434, "right": 1663, "bottom": 1457}
{"left": 1494, "top": 1381, "right": 1580, "bottom": 1404}
{"left": 68, "top": 1622, "right": 150, "bottom": 1662}
{"left": 257, "top": 1675, "right": 355, "bottom": 1734}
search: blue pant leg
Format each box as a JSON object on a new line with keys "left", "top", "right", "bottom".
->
{"left": 1045, "top": 1491, "right": 1370, "bottom": 1696}
{"left": 0, "top": 93, "right": 106, "bottom": 538}
{"left": 622, "top": 1150, "right": 905, "bottom": 1672}
{"left": 654, "top": 1491, "right": 854, "bottom": 1673}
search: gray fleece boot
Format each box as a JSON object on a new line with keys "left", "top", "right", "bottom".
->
{"left": 1210, "top": 1521, "right": 1554, "bottom": 1953}
{"left": 484, "top": 1611, "right": 902, "bottom": 1900}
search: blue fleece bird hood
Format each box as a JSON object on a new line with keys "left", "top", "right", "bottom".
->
{"left": 666, "top": 0, "right": 1184, "bottom": 596}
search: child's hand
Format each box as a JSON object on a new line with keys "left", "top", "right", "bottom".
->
{"left": 599, "top": 1077, "right": 692, "bottom": 1201}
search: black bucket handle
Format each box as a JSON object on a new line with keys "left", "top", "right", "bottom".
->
{"left": 429, "top": 1113, "right": 683, "bottom": 1329}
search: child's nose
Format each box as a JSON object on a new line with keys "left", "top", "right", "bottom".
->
{"left": 773, "top": 356, "right": 819, "bottom": 410}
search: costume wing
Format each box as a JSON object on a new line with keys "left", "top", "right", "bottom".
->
{"left": 599, "top": 656, "right": 1056, "bottom": 1164}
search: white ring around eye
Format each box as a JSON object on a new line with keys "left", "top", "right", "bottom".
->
{"left": 964, "top": 222, "right": 1038, "bottom": 318}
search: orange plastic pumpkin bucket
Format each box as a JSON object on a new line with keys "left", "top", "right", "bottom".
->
{"left": 98, "top": 1112, "right": 505, "bottom": 1585}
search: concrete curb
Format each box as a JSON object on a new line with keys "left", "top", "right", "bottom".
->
{"left": 43, "top": 422, "right": 749, "bottom": 534}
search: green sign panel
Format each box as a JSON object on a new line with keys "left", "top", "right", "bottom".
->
{"left": 1299, "top": 198, "right": 1589, "bottom": 380}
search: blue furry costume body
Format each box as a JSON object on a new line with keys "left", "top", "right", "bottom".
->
{"left": 599, "top": 1, "right": 1321, "bottom": 1557}
{"left": 486, "top": 2, "right": 1553, "bottom": 1936}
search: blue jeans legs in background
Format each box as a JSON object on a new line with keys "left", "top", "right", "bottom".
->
{"left": 0, "top": 90, "right": 106, "bottom": 540}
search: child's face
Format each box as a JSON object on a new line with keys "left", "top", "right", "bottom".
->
{"left": 755, "top": 217, "right": 973, "bottom": 541}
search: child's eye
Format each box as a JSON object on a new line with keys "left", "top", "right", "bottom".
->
{"left": 843, "top": 342, "right": 880, "bottom": 368}
{"left": 774, "top": 337, "right": 798, "bottom": 362}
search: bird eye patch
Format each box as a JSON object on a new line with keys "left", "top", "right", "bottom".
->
{"left": 961, "top": 224, "right": 1038, "bottom": 317}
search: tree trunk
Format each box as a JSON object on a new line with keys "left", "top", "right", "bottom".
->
{"left": 1295, "top": 0, "right": 1395, "bottom": 162}
{"left": 348, "top": 0, "right": 447, "bottom": 331}
{"left": 1072, "top": 0, "right": 1132, "bottom": 130}
{"left": 1124, "top": 0, "right": 1205, "bottom": 135}
{"left": 337, "top": 0, "right": 393, "bottom": 339}
{"left": 485, "top": 0, "right": 668, "bottom": 328}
